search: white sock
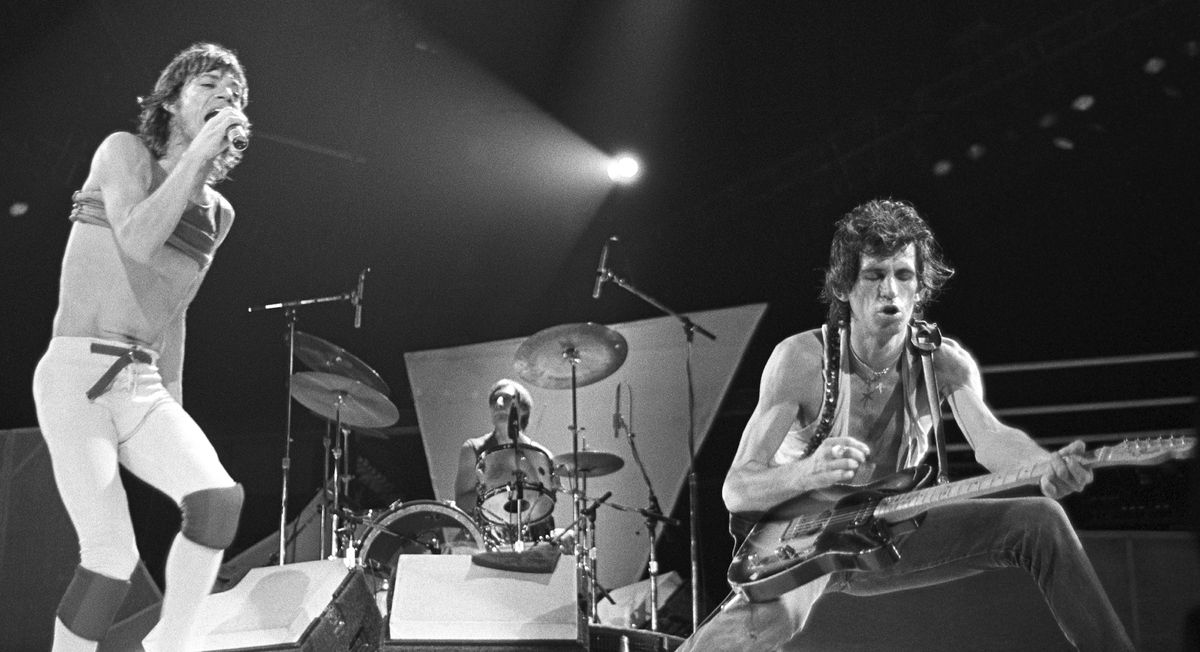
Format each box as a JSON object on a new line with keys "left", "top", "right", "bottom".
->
{"left": 52, "top": 618, "right": 99, "bottom": 652}
{"left": 141, "top": 534, "right": 222, "bottom": 652}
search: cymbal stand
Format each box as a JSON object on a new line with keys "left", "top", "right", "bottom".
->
{"left": 595, "top": 263, "right": 716, "bottom": 629}
{"left": 247, "top": 283, "right": 359, "bottom": 566}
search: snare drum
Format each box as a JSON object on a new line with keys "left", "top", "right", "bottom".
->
{"left": 358, "top": 500, "right": 485, "bottom": 579}
{"left": 475, "top": 442, "right": 558, "bottom": 529}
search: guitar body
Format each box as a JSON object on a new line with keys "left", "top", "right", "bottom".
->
{"left": 728, "top": 466, "right": 931, "bottom": 603}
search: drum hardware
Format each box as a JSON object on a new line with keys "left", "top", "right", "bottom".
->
{"left": 589, "top": 239, "right": 716, "bottom": 628}
{"left": 475, "top": 442, "right": 558, "bottom": 548}
{"left": 290, "top": 370, "right": 399, "bottom": 559}
{"left": 246, "top": 270, "right": 375, "bottom": 566}
{"left": 514, "top": 321, "right": 628, "bottom": 622}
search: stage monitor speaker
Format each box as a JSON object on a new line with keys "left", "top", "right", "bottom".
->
{"left": 191, "top": 560, "right": 381, "bottom": 652}
{"left": 387, "top": 555, "right": 584, "bottom": 650}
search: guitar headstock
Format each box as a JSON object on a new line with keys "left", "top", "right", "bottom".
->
{"left": 1090, "top": 436, "right": 1196, "bottom": 468}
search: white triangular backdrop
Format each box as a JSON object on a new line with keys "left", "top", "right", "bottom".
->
{"left": 404, "top": 303, "right": 767, "bottom": 589}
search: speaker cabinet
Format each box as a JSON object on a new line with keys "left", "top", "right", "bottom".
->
{"left": 192, "top": 560, "right": 381, "bottom": 651}
{"left": 386, "top": 555, "right": 584, "bottom": 650}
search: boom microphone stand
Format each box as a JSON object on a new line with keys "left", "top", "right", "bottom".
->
{"left": 594, "top": 251, "right": 715, "bottom": 630}
{"left": 247, "top": 269, "right": 367, "bottom": 565}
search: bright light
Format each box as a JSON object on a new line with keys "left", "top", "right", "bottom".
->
{"left": 1144, "top": 57, "right": 1166, "bottom": 75}
{"left": 1071, "top": 95, "right": 1095, "bottom": 111}
{"left": 1052, "top": 137, "right": 1075, "bottom": 151}
{"left": 966, "top": 143, "right": 987, "bottom": 161}
{"left": 607, "top": 154, "right": 641, "bottom": 184}
{"left": 9, "top": 202, "right": 29, "bottom": 217}
{"left": 932, "top": 159, "right": 953, "bottom": 176}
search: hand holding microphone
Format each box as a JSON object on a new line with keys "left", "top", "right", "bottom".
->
{"left": 203, "top": 108, "right": 250, "bottom": 152}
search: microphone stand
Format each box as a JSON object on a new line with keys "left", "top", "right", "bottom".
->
{"left": 616, "top": 384, "right": 672, "bottom": 633}
{"left": 248, "top": 282, "right": 359, "bottom": 565}
{"left": 596, "top": 266, "right": 715, "bottom": 630}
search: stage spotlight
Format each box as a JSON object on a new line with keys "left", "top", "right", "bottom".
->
{"left": 9, "top": 201, "right": 29, "bottom": 217}
{"left": 607, "top": 154, "right": 641, "bottom": 184}
{"left": 966, "top": 143, "right": 987, "bottom": 161}
{"left": 932, "top": 159, "right": 953, "bottom": 176}
{"left": 1071, "top": 95, "right": 1095, "bottom": 111}
{"left": 1144, "top": 57, "right": 1166, "bottom": 75}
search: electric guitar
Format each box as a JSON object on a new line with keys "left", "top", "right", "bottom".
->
{"left": 727, "top": 436, "right": 1194, "bottom": 603}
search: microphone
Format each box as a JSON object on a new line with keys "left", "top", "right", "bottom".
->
{"left": 204, "top": 110, "right": 248, "bottom": 151}
{"left": 353, "top": 268, "right": 369, "bottom": 329}
{"left": 591, "top": 236, "right": 615, "bottom": 299}
{"left": 228, "top": 124, "right": 248, "bottom": 151}
{"left": 582, "top": 491, "right": 613, "bottom": 518}
{"left": 613, "top": 383, "right": 622, "bottom": 437}
{"left": 507, "top": 401, "right": 520, "bottom": 443}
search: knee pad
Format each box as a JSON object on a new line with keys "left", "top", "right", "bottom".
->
{"left": 180, "top": 484, "right": 244, "bottom": 549}
{"left": 57, "top": 565, "right": 132, "bottom": 641}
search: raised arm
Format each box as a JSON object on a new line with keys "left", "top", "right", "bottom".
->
{"left": 93, "top": 109, "right": 241, "bottom": 264}
{"left": 938, "top": 339, "right": 1092, "bottom": 499}
{"left": 722, "top": 334, "right": 869, "bottom": 515}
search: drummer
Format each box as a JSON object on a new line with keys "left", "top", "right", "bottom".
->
{"left": 454, "top": 378, "right": 557, "bottom": 544}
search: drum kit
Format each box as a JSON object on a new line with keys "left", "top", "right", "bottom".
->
{"left": 279, "top": 322, "right": 668, "bottom": 625}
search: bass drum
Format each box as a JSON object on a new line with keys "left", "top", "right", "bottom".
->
{"left": 358, "top": 500, "right": 485, "bottom": 580}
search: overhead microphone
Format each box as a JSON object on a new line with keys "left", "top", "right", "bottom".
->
{"left": 353, "top": 268, "right": 369, "bottom": 329}
{"left": 592, "top": 236, "right": 616, "bottom": 299}
{"left": 507, "top": 400, "right": 520, "bottom": 443}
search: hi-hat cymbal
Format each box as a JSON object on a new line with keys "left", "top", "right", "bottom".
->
{"left": 552, "top": 450, "right": 625, "bottom": 478}
{"left": 290, "top": 371, "right": 399, "bottom": 428}
{"left": 513, "top": 323, "right": 627, "bottom": 390}
{"left": 293, "top": 331, "right": 390, "bottom": 395}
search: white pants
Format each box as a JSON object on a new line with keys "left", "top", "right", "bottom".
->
{"left": 32, "top": 336, "right": 235, "bottom": 581}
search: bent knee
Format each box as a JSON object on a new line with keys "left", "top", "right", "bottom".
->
{"left": 180, "top": 483, "right": 244, "bottom": 549}
{"left": 57, "top": 565, "right": 133, "bottom": 641}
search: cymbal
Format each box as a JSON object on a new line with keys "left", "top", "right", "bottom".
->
{"left": 513, "top": 322, "right": 628, "bottom": 389}
{"left": 553, "top": 450, "right": 625, "bottom": 478}
{"left": 293, "top": 331, "right": 390, "bottom": 395}
{"left": 290, "top": 371, "right": 399, "bottom": 428}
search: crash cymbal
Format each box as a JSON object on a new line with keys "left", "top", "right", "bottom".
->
{"left": 552, "top": 450, "right": 625, "bottom": 478}
{"left": 290, "top": 371, "right": 399, "bottom": 428}
{"left": 513, "top": 322, "right": 628, "bottom": 389}
{"left": 293, "top": 331, "right": 390, "bottom": 395}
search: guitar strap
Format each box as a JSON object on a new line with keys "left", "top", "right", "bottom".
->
{"left": 910, "top": 319, "right": 949, "bottom": 484}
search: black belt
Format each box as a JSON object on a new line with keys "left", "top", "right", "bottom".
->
{"left": 86, "top": 343, "right": 153, "bottom": 401}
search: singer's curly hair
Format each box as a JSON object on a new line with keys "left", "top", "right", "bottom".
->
{"left": 136, "top": 42, "right": 248, "bottom": 184}
{"left": 821, "top": 199, "right": 955, "bottom": 325}
{"left": 489, "top": 379, "right": 534, "bottom": 430}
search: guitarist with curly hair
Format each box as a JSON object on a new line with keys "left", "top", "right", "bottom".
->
{"left": 679, "top": 199, "right": 1134, "bottom": 651}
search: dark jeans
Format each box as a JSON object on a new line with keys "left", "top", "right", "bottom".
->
{"left": 680, "top": 497, "right": 1133, "bottom": 651}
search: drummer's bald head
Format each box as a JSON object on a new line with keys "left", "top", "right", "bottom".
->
{"left": 489, "top": 379, "right": 533, "bottom": 429}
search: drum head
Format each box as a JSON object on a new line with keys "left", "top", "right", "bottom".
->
{"left": 359, "top": 500, "right": 484, "bottom": 578}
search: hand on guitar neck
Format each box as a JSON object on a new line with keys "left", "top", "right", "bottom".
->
{"left": 1039, "top": 439, "right": 1094, "bottom": 500}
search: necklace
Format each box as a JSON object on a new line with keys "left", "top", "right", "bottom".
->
{"left": 849, "top": 345, "right": 897, "bottom": 400}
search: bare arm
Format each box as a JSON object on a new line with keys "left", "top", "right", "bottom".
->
{"left": 94, "top": 109, "right": 243, "bottom": 264}
{"left": 940, "top": 339, "right": 1092, "bottom": 498}
{"left": 722, "top": 335, "right": 869, "bottom": 515}
{"left": 454, "top": 441, "right": 479, "bottom": 510}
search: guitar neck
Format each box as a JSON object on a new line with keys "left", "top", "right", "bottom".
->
{"left": 875, "top": 451, "right": 1106, "bottom": 523}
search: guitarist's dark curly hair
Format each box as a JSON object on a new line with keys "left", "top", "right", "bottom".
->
{"left": 820, "top": 199, "right": 954, "bottom": 326}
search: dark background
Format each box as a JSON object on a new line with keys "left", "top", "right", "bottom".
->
{"left": 1, "top": 0, "right": 1196, "bottom": 622}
